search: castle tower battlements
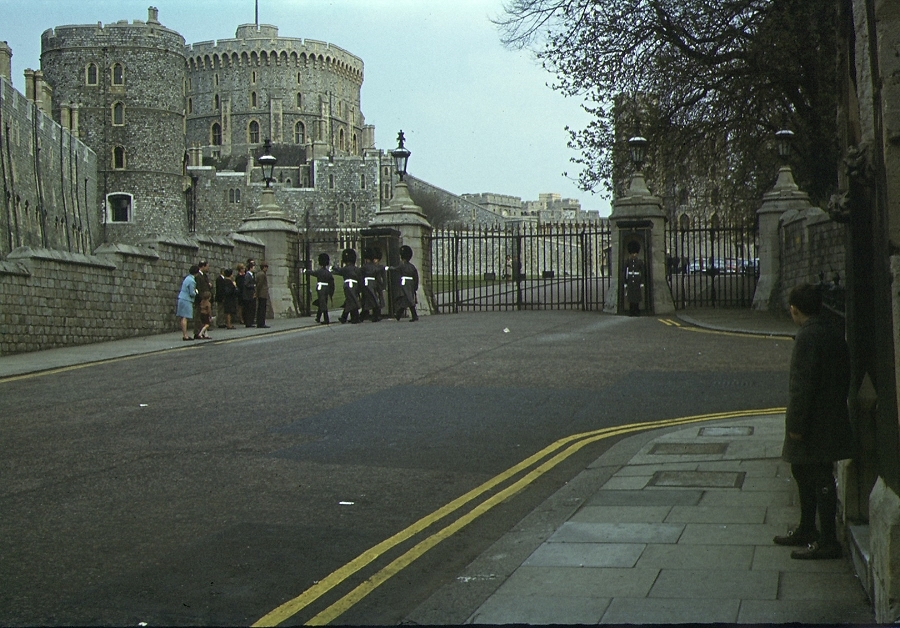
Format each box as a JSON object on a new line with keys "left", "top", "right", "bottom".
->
{"left": 185, "top": 24, "right": 366, "bottom": 160}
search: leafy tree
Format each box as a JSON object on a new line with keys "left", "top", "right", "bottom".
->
{"left": 496, "top": 0, "right": 840, "bottom": 220}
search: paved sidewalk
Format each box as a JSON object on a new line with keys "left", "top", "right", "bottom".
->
{"left": 414, "top": 415, "right": 873, "bottom": 625}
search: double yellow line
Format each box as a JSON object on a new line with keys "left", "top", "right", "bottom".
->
{"left": 254, "top": 407, "right": 785, "bottom": 626}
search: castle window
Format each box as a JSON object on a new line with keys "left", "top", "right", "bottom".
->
{"left": 329, "top": 174, "right": 335, "bottom": 189}
{"left": 211, "top": 123, "right": 222, "bottom": 146}
{"left": 251, "top": 91, "right": 258, "bottom": 108}
{"left": 107, "top": 193, "right": 133, "bottom": 223}
{"left": 248, "top": 120, "right": 260, "bottom": 144}
{"left": 351, "top": 203, "right": 357, "bottom": 223}
{"left": 187, "top": 98, "right": 193, "bottom": 114}
{"left": 215, "top": 73, "right": 219, "bottom": 86}
{"left": 339, "top": 203, "right": 345, "bottom": 223}
{"left": 338, "top": 128, "right": 345, "bottom": 151}
{"left": 297, "top": 72, "right": 301, "bottom": 84}
{"left": 113, "top": 146, "right": 126, "bottom": 170}
{"left": 214, "top": 94, "right": 220, "bottom": 110}
{"left": 112, "top": 63, "right": 124, "bottom": 86}
{"left": 112, "top": 102, "right": 125, "bottom": 126}
{"left": 296, "top": 92, "right": 302, "bottom": 108}
{"left": 228, "top": 188, "right": 242, "bottom": 203}
{"left": 294, "top": 121, "right": 305, "bottom": 144}
{"left": 252, "top": 71, "right": 257, "bottom": 84}
{"left": 352, "top": 134, "right": 358, "bottom": 154}
{"left": 86, "top": 63, "right": 98, "bottom": 85}
{"left": 285, "top": 178, "right": 291, "bottom": 187}
{"left": 360, "top": 174, "right": 366, "bottom": 190}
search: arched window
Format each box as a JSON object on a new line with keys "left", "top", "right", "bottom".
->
{"left": 229, "top": 189, "right": 235, "bottom": 203}
{"left": 214, "top": 94, "right": 220, "bottom": 110}
{"left": 296, "top": 92, "right": 302, "bottom": 108}
{"left": 86, "top": 63, "right": 98, "bottom": 85}
{"left": 248, "top": 120, "right": 260, "bottom": 144}
{"left": 328, "top": 174, "right": 335, "bottom": 189}
{"left": 113, "top": 146, "right": 126, "bottom": 170}
{"left": 339, "top": 128, "right": 345, "bottom": 151}
{"left": 351, "top": 203, "right": 357, "bottom": 223}
{"left": 285, "top": 178, "right": 291, "bottom": 188}
{"left": 352, "top": 134, "right": 358, "bottom": 154}
{"left": 339, "top": 203, "right": 345, "bottom": 223}
{"left": 187, "top": 98, "right": 193, "bottom": 114}
{"left": 112, "top": 63, "right": 124, "bottom": 85}
{"left": 211, "top": 122, "right": 222, "bottom": 146}
{"left": 294, "top": 121, "right": 305, "bottom": 144}
{"left": 251, "top": 71, "right": 257, "bottom": 84}
{"left": 112, "top": 102, "right": 124, "bottom": 125}
{"left": 235, "top": 188, "right": 241, "bottom": 203}
{"left": 360, "top": 174, "right": 366, "bottom": 190}
{"left": 251, "top": 91, "right": 258, "bottom": 108}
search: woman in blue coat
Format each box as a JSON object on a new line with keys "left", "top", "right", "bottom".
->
{"left": 177, "top": 265, "right": 200, "bottom": 340}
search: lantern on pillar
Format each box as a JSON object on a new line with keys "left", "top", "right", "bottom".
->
{"left": 258, "top": 138, "right": 277, "bottom": 188}
{"left": 628, "top": 136, "right": 648, "bottom": 172}
{"left": 775, "top": 129, "right": 794, "bottom": 165}
{"left": 391, "top": 130, "right": 411, "bottom": 181}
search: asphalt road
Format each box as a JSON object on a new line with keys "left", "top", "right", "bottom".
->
{"left": 0, "top": 311, "right": 792, "bottom": 626}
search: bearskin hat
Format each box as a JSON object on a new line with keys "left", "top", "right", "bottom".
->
{"left": 318, "top": 252, "right": 330, "bottom": 267}
{"left": 400, "top": 245, "right": 413, "bottom": 261}
{"left": 341, "top": 248, "right": 357, "bottom": 264}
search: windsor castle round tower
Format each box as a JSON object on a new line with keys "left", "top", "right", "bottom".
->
{"left": 40, "top": 7, "right": 187, "bottom": 244}
{"left": 186, "top": 24, "right": 368, "bottom": 159}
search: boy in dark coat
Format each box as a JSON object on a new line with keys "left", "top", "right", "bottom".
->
{"left": 360, "top": 247, "right": 385, "bottom": 322}
{"left": 332, "top": 248, "right": 362, "bottom": 324}
{"left": 391, "top": 245, "right": 419, "bottom": 322}
{"left": 773, "top": 283, "right": 854, "bottom": 559}
{"left": 305, "top": 253, "right": 335, "bottom": 324}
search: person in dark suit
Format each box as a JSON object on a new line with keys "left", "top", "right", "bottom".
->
{"left": 391, "top": 245, "right": 419, "bottom": 322}
{"left": 773, "top": 283, "right": 854, "bottom": 559}
{"left": 255, "top": 261, "right": 270, "bottom": 328}
{"left": 242, "top": 259, "right": 257, "bottom": 328}
{"left": 305, "top": 253, "right": 334, "bottom": 324}
{"left": 193, "top": 260, "right": 211, "bottom": 338}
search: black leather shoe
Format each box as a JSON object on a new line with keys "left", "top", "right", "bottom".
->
{"left": 791, "top": 541, "right": 842, "bottom": 560}
{"left": 774, "top": 527, "right": 818, "bottom": 546}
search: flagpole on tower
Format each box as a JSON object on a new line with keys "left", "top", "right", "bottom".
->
{"left": 255, "top": 0, "right": 259, "bottom": 27}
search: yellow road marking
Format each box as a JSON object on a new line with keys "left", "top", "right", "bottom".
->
{"left": 254, "top": 407, "right": 786, "bottom": 626}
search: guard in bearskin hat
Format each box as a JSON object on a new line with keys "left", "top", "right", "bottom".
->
{"left": 332, "top": 248, "right": 363, "bottom": 323}
{"left": 305, "top": 252, "right": 335, "bottom": 324}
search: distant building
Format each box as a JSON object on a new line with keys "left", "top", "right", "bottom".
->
{"left": 462, "top": 192, "right": 602, "bottom": 223}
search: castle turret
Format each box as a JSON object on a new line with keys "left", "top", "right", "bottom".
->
{"left": 0, "top": 41, "right": 11, "bottom": 82}
{"left": 40, "top": 7, "right": 187, "bottom": 244}
{"left": 185, "top": 24, "right": 367, "bottom": 159}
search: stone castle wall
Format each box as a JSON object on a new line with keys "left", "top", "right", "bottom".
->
{"left": 0, "top": 78, "right": 100, "bottom": 260}
{"left": 0, "top": 235, "right": 264, "bottom": 355}
{"left": 40, "top": 12, "right": 188, "bottom": 245}
{"left": 778, "top": 209, "right": 846, "bottom": 308}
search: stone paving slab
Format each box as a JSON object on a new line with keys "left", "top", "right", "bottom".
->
{"left": 635, "top": 544, "right": 755, "bottom": 571}
{"left": 569, "top": 505, "right": 672, "bottom": 523}
{"left": 491, "top": 566, "right": 661, "bottom": 599}
{"left": 523, "top": 542, "right": 645, "bottom": 568}
{"left": 738, "top": 598, "right": 876, "bottom": 624}
{"left": 583, "top": 489, "right": 703, "bottom": 507}
{"left": 648, "top": 568, "right": 779, "bottom": 599}
{"left": 678, "top": 522, "right": 785, "bottom": 545}
{"left": 664, "top": 504, "right": 766, "bottom": 524}
{"left": 470, "top": 594, "right": 611, "bottom": 625}
{"left": 600, "top": 597, "right": 742, "bottom": 624}
{"left": 548, "top": 521, "right": 684, "bottom": 544}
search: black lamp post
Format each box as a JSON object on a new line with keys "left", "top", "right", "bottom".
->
{"left": 258, "top": 138, "right": 277, "bottom": 188}
{"left": 391, "top": 130, "right": 411, "bottom": 181}
{"left": 628, "top": 136, "right": 648, "bottom": 172}
{"left": 775, "top": 129, "right": 794, "bottom": 165}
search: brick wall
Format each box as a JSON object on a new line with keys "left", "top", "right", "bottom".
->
{"left": 0, "top": 235, "right": 264, "bottom": 355}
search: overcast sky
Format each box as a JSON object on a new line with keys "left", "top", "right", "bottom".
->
{"left": 0, "top": 0, "right": 610, "bottom": 216}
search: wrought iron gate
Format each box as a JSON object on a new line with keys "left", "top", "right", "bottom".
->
{"left": 665, "top": 215, "right": 759, "bottom": 308}
{"left": 430, "top": 222, "right": 612, "bottom": 312}
{"left": 297, "top": 227, "right": 361, "bottom": 316}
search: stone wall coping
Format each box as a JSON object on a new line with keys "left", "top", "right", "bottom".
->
{"left": 0, "top": 260, "right": 31, "bottom": 276}
{"left": 141, "top": 235, "right": 200, "bottom": 250}
{"left": 195, "top": 234, "right": 236, "bottom": 248}
{"left": 6, "top": 246, "right": 117, "bottom": 269}
{"left": 94, "top": 243, "right": 161, "bottom": 260}
{"left": 781, "top": 206, "right": 829, "bottom": 227}
{"left": 229, "top": 232, "right": 266, "bottom": 247}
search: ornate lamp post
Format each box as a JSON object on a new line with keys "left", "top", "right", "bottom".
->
{"left": 628, "top": 135, "right": 648, "bottom": 173}
{"left": 775, "top": 129, "right": 794, "bottom": 165}
{"left": 257, "top": 138, "right": 279, "bottom": 214}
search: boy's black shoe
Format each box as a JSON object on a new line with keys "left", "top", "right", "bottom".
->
{"left": 774, "top": 527, "right": 818, "bottom": 546}
{"left": 791, "top": 541, "right": 842, "bottom": 560}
